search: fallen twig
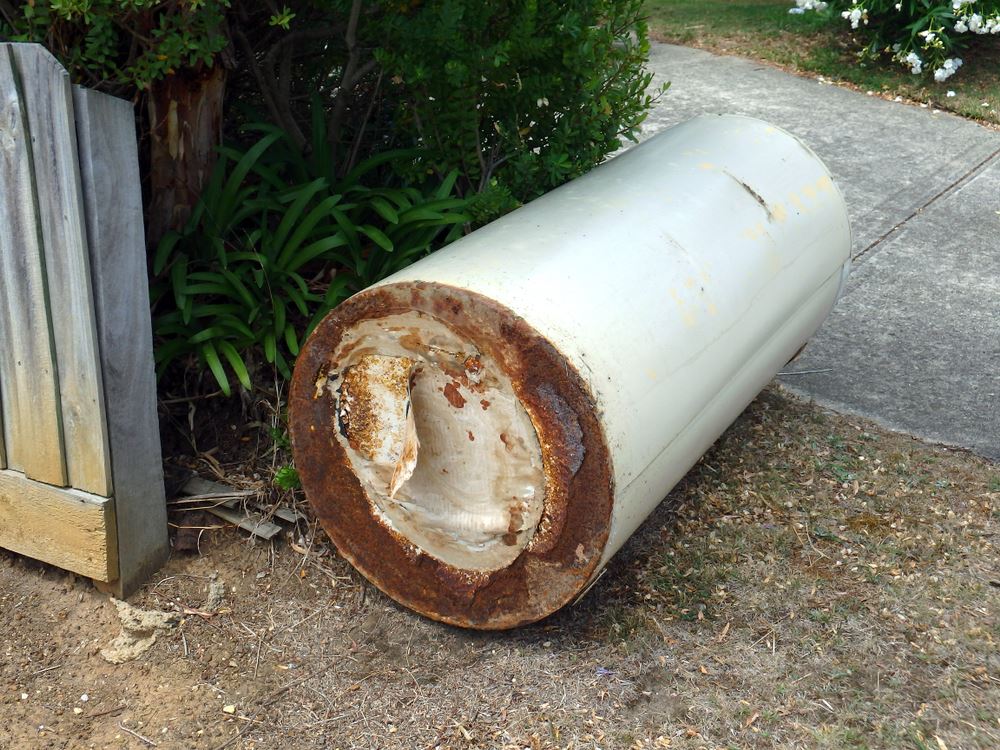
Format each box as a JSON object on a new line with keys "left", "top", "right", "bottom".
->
{"left": 30, "top": 664, "right": 63, "bottom": 676}
{"left": 118, "top": 721, "right": 158, "bottom": 746}
{"left": 88, "top": 704, "right": 127, "bottom": 719}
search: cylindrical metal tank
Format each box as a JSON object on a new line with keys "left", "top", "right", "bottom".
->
{"left": 289, "top": 114, "right": 852, "bottom": 629}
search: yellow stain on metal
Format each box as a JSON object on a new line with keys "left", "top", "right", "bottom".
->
{"left": 669, "top": 288, "right": 698, "bottom": 328}
{"left": 742, "top": 222, "right": 769, "bottom": 242}
{"left": 788, "top": 193, "right": 808, "bottom": 213}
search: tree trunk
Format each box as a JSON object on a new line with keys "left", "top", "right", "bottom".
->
{"left": 145, "top": 64, "right": 226, "bottom": 248}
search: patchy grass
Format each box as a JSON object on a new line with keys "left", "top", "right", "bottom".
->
{"left": 2, "top": 387, "right": 997, "bottom": 749}
{"left": 643, "top": 0, "right": 1000, "bottom": 127}
{"left": 595, "top": 387, "right": 1000, "bottom": 748}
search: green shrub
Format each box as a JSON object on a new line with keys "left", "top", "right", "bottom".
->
{"left": 377, "top": 0, "right": 663, "bottom": 220}
{"left": 4, "top": 2, "right": 661, "bottom": 220}
{"left": 0, "top": 0, "right": 231, "bottom": 92}
{"left": 791, "top": 1, "right": 1000, "bottom": 80}
{"left": 5, "top": 1, "right": 661, "bottom": 396}
{"left": 151, "top": 121, "right": 470, "bottom": 395}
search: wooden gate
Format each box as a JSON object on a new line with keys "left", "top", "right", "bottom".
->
{"left": 0, "top": 43, "right": 167, "bottom": 596}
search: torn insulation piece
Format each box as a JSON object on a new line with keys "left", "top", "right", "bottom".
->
{"left": 337, "top": 354, "right": 419, "bottom": 498}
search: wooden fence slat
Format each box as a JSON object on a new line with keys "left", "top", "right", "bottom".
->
{"left": 0, "top": 469, "right": 117, "bottom": 581}
{"left": 10, "top": 45, "right": 112, "bottom": 496}
{"left": 0, "top": 374, "right": 6, "bottom": 468}
{"left": 74, "top": 85, "right": 169, "bottom": 595}
{"left": 0, "top": 45, "right": 67, "bottom": 486}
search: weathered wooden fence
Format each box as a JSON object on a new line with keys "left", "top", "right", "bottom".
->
{"left": 0, "top": 43, "right": 167, "bottom": 596}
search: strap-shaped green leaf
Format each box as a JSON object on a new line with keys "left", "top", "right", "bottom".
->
{"left": 359, "top": 224, "right": 394, "bottom": 252}
{"left": 218, "top": 340, "right": 252, "bottom": 391}
{"left": 200, "top": 341, "right": 231, "bottom": 396}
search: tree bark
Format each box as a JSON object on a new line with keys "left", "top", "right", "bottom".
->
{"left": 145, "top": 63, "right": 227, "bottom": 248}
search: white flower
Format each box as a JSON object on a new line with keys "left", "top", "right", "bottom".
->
{"left": 946, "top": 90, "right": 956, "bottom": 97}
{"left": 903, "top": 51, "right": 923, "bottom": 74}
{"left": 895, "top": 3, "right": 902, "bottom": 10}
{"left": 791, "top": 0, "right": 827, "bottom": 10}
{"left": 954, "top": 20, "right": 968, "bottom": 33}
{"left": 968, "top": 13, "right": 983, "bottom": 33}
{"left": 536, "top": 97, "right": 549, "bottom": 107}
{"left": 932, "top": 57, "right": 963, "bottom": 82}
{"left": 844, "top": 8, "right": 864, "bottom": 28}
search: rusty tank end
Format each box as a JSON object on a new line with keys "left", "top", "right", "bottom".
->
{"left": 289, "top": 282, "right": 614, "bottom": 630}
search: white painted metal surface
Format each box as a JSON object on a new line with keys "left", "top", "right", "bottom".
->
{"left": 292, "top": 114, "right": 852, "bottom": 627}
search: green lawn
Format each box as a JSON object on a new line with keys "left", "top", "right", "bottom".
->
{"left": 643, "top": 0, "right": 1000, "bottom": 127}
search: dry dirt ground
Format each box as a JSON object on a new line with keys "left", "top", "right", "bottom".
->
{"left": 1, "top": 387, "right": 997, "bottom": 750}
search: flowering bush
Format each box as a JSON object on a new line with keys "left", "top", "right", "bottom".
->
{"left": 791, "top": 1, "right": 1000, "bottom": 81}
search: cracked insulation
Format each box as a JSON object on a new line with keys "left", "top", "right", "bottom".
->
{"left": 330, "top": 314, "right": 545, "bottom": 572}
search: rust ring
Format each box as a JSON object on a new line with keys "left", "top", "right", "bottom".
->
{"left": 289, "top": 282, "right": 614, "bottom": 629}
